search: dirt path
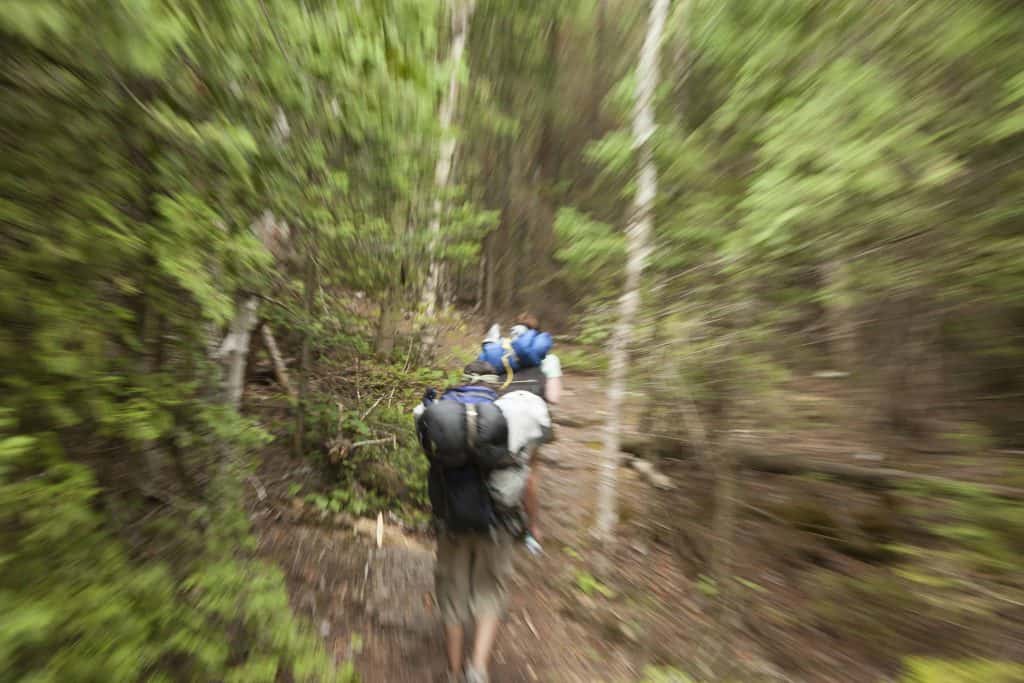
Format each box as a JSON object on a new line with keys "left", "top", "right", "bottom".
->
{"left": 252, "top": 373, "right": 683, "bottom": 682}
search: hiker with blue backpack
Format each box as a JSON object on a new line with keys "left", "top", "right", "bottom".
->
{"left": 481, "top": 313, "right": 563, "bottom": 544}
{"left": 415, "top": 315, "right": 559, "bottom": 683}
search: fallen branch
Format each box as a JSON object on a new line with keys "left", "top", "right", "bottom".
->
{"left": 360, "top": 395, "right": 385, "bottom": 421}
{"left": 261, "top": 323, "right": 295, "bottom": 396}
{"left": 246, "top": 475, "right": 268, "bottom": 501}
{"left": 620, "top": 437, "right": 1024, "bottom": 500}
{"left": 738, "top": 453, "right": 1024, "bottom": 500}
{"left": 350, "top": 436, "right": 394, "bottom": 450}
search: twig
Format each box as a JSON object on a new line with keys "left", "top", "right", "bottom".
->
{"left": 361, "top": 395, "right": 384, "bottom": 421}
{"left": 402, "top": 335, "right": 415, "bottom": 373}
{"left": 249, "top": 292, "right": 299, "bottom": 318}
{"left": 355, "top": 358, "right": 361, "bottom": 406}
{"left": 247, "top": 475, "right": 268, "bottom": 502}
{"left": 350, "top": 438, "right": 391, "bottom": 450}
{"left": 522, "top": 610, "right": 539, "bottom": 639}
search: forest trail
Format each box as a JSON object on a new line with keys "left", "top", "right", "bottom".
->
{"left": 252, "top": 371, "right": 697, "bottom": 682}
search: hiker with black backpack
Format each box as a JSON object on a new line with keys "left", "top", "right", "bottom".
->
{"left": 415, "top": 360, "right": 552, "bottom": 683}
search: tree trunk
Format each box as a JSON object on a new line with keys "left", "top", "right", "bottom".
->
{"left": 222, "top": 295, "right": 260, "bottom": 410}
{"left": 594, "top": 0, "right": 668, "bottom": 545}
{"left": 821, "top": 258, "right": 856, "bottom": 371}
{"left": 474, "top": 233, "right": 488, "bottom": 312}
{"left": 589, "top": 0, "right": 608, "bottom": 133}
{"left": 484, "top": 232, "right": 495, "bottom": 317}
{"left": 421, "top": 0, "right": 476, "bottom": 358}
{"left": 374, "top": 288, "right": 401, "bottom": 358}
{"left": 244, "top": 319, "right": 265, "bottom": 396}
{"left": 294, "top": 249, "right": 316, "bottom": 458}
{"left": 261, "top": 323, "right": 294, "bottom": 397}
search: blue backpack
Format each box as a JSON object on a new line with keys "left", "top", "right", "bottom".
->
{"left": 478, "top": 328, "right": 553, "bottom": 373}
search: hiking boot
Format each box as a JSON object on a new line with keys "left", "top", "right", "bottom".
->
{"left": 464, "top": 665, "right": 488, "bottom": 683}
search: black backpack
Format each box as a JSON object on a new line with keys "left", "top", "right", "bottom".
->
{"left": 417, "top": 387, "right": 511, "bottom": 533}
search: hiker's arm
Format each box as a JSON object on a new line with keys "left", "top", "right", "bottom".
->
{"left": 541, "top": 353, "right": 562, "bottom": 404}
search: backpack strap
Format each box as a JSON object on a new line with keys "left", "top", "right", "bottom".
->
{"left": 499, "top": 338, "right": 516, "bottom": 389}
{"left": 465, "top": 404, "right": 478, "bottom": 449}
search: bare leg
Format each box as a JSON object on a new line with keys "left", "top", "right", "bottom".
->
{"left": 470, "top": 615, "right": 501, "bottom": 675}
{"left": 445, "top": 623, "right": 464, "bottom": 674}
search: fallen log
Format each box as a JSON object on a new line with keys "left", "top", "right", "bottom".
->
{"left": 552, "top": 413, "right": 602, "bottom": 429}
{"left": 619, "top": 437, "right": 1024, "bottom": 500}
{"left": 737, "top": 453, "right": 1024, "bottom": 500}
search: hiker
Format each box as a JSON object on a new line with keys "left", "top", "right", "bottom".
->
{"left": 511, "top": 312, "right": 562, "bottom": 405}
{"left": 504, "top": 313, "right": 561, "bottom": 544}
{"left": 415, "top": 361, "right": 552, "bottom": 683}
{"left": 478, "top": 313, "right": 562, "bottom": 405}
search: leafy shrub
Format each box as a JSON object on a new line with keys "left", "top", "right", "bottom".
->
{"left": 900, "top": 658, "right": 1024, "bottom": 683}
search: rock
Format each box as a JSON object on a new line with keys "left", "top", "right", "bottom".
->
{"left": 649, "top": 472, "right": 674, "bottom": 490}
{"left": 627, "top": 457, "right": 675, "bottom": 490}
{"left": 630, "top": 458, "right": 655, "bottom": 476}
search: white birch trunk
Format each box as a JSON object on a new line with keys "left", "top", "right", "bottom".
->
{"left": 594, "top": 0, "right": 669, "bottom": 544}
{"left": 421, "top": 0, "right": 475, "bottom": 357}
{"left": 223, "top": 296, "right": 260, "bottom": 409}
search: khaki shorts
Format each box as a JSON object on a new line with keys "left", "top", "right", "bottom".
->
{"left": 434, "top": 531, "right": 514, "bottom": 625}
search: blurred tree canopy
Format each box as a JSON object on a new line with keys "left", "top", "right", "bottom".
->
{"left": 0, "top": 1, "right": 461, "bottom": 679}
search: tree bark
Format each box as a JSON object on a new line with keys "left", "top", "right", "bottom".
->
{"left": 374, "top": 288, "right": 401, "bottom": 358}
{"left": 294, "top": 249, "right": 316, "bottom": 458}
{"left": 222, "top": 295, "right": 260, "bottom": 410}
{"left": 474, "top": 232, "right": 488, "bottom": 312}
{"left": 821, "top": 258, "right": 856, "bottom": 371}
{"left": 594, "top": 0, "right": 668, "bottom": 545}
{"left": 421, "top": 0, "right": 476, "bottom": 357}
{"left": 484, "top": 232, "right": 495, "bottom": 317}
{"left": 589, "top": 0, "right": 608, "bottom": 133}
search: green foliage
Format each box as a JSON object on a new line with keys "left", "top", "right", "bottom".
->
{"left": 899, "top": 478, "right": 1024, "bottom": 584}
{"left": 557, "top": 346, "right": 609, "bottom": 375}
{"left": 555, "top": 207, "right": 626, "bottom": 293}
{"left": 574, "top": 570, "right": 616, "bottom": 599}
{"left": 0, "top": 0, "right": 449, "bottom": 678}
{"left": 639, "top": 667, "right": 695, "bottom": 683}
{"left": 900, "top": 658, "right": 1024, "bottom": 683}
